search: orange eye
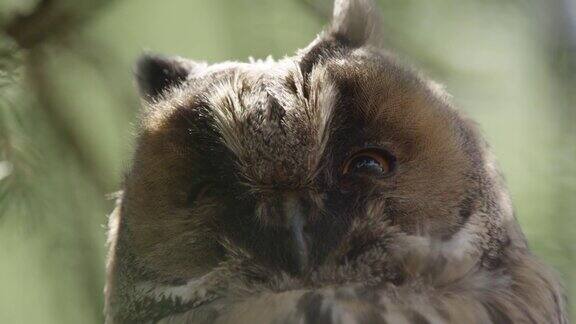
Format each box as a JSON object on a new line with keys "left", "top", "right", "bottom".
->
{"left": 342, "top": 148, "right": 395, "bottom": 176}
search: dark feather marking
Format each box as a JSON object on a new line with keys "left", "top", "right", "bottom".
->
{"left": 297, "top": 292, "right": 334, "bottom": 324}
{"left": 433, "top": 304, "right": 451, "bottom": 322}
{"left": 441, "top": 118, "right": 486, "bottom": 240}
{"left": 405, "top": 310, "right": 431, "bottom": 324}
{"left": 357, "top": 308, "right": 388, "bottom": 324}
{"left": 458, "top": 193, "right": 475, "bottom": 223}
{"left": 482, "top": 301, "right": 513, "bottom": 324}
{"left": 440, "top": 191, "right": 477, "bottom": 242}
{"left": 355, "top": 287, "right": 386, "bottom": 311}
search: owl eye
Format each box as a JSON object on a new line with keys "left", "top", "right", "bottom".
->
{"left": 187, "top": 182, "right": 215, "bottom": 206}
{"left": 342, "top": 148, "right": 395, "bottom": 176}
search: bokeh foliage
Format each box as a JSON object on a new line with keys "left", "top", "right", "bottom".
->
{"left": 0, "top": 0, "right": 574, "bottom": 322}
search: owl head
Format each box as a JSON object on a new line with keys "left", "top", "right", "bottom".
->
{"left": 107, "top": 0, "right": 527, "bottom": 317}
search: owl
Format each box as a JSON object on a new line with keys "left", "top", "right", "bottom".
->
{"left": 104, "top": 0, "right": 568, "bottom": 323}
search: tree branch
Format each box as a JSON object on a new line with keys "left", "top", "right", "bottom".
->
{"left": 2, "top": 0, "right": 123, "bottom": 194}
{"left": 5, "top": 0, "right": 118, "bottom": 49}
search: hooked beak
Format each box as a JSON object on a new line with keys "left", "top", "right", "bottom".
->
{"left": 284, "top": 195, "right": 309, "bottom": 273}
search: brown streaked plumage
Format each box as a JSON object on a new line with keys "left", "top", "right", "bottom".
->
{"left": 104, "top": 0, "right": 568, "bottom": 323}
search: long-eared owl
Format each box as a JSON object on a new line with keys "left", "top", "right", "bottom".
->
{"left": 104, "top": 0, "right": 568, "bottom": 323}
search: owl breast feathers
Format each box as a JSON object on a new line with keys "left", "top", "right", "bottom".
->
{"left": 104, "top": 0, "right": 568, "bottom": 323}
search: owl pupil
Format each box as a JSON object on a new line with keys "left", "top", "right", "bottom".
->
{"left": 352, "top": 156, "right": 383, "bottom": 173}
{"left": 342, "top": 148, "right": 394, "bottom": 176}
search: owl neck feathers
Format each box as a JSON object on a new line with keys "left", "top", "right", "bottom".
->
{"left": 105, "top": 190, "right": 523, "bottom": 324}
{"left": 105, "top": 203, "right": 219, "bottom": 323}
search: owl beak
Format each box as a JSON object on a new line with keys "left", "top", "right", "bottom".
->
{"left": 284, "top": 195, "right": 309, "bottom": 273}
{"left": 289, "top": 208, "right": 308, "bottom": 272}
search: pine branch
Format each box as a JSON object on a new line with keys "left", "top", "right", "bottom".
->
{"left": 25, "top": 49, "right": 110, "bottom": 192}
{"left": 5, "top": 0, "right": 119, "bottom": 50}
{"left": 2, "top": 0, "right": 123, "bottom": 194}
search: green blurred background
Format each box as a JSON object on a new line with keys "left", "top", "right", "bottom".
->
{"left": 0, "top": 0, "right": 574, "bottom": 322}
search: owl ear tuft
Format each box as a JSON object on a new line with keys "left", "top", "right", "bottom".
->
{"left": 135, "top": 54, "right": 200, "bottom": 101}
{"left": 329, "top": 0, "right": 384, "bottom": 47}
